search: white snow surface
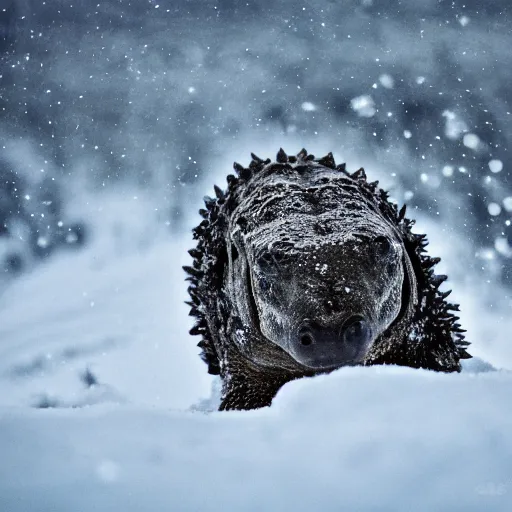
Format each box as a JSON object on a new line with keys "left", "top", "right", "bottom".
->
{"left": 0, "top": 192, "right": 512, "bottom": 510}
{"left": 2, "top": 368, "right": 512, "bottom": 512}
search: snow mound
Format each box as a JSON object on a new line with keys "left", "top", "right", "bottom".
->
{"left": 1, "top": 367, "right": 512, "bottom": 511}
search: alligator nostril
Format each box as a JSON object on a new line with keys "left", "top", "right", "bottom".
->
{"left": 293, "top": 317, "right": 371, "bottom": 368}
{"left": 342, "top": 316, "right": 369, "bottom": 346}
{"left": 300, "top": 333, "right": 314, "bottom": 346}
{"left": 345, "top": 321, "right": 363, "bottom": 341}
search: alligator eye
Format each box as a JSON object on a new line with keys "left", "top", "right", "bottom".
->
{"left": 259, "top": 277, "right": 271, "bottom": 291}
{"left": 257, "top": 252, "right": 273, "bottom": 268}
{"left": 374, "top": 235, "right": 393, "bottom": 258}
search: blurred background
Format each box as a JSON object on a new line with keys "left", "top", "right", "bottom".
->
{"left": 0, "top": 0, "right": 511, "bottom": 408}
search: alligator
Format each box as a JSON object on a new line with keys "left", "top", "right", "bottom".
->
{"left": 184, "top": 148, "right": 470, "bottom": 410}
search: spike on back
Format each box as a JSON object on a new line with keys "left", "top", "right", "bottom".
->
{"left": 226, "top": 174, "right": 237, "bottom": 187}
{"left": 398, "top": 204, "right": 407, "bottom": 222}
{"left": 351, "top": 168, "right": 367, "bottom": 180}
{"left": 317, "top": 152, "right": 336, "bottom": 169}
{"left": 297, "top": 148, "right": 308, "bottom": 160}
{"left": 235, "top": 161, "right": 253, "bottom": 180}
{"left": 233, "top": 162, "right": 245, "bottom": 174}
{"left": 276, "top": 148, "right": 288, "bottom": 163}
{"left": 188, "top": 248, "right": 202, "bottom": 259}
{"left": 213, "top": 185, "right": 225, "bottom": 200}
{"left": 204, "top": 195, "right": 215, "bottom": 209}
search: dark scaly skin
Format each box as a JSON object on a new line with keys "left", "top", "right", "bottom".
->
{"left": 185, "top": 149, "right": 470, "bottom": 411}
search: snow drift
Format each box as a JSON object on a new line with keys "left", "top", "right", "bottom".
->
{"left": 1, "top": 367, "right": 512, "bottom": 511}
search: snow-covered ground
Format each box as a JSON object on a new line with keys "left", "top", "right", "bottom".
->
{"left": 0, "top": 194, "right": 212, "bottom": 411}
{"left": 1, "top": 368, "right": 512, "bottom": 512}
{"left": 0, "top": 192, "right": 511, "bottom": 511}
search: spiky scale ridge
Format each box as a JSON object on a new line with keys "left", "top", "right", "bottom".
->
{"left": 351, "top": 167, "right": 367, "bottom": 180}
{"left": 185, "top": 149, "right": 470, "bottom": 409}
{"left": 276, "top": 148, "right": 288, "bottom": 163}
{"left": 297, "top": 148, "right": 308, "bottom": 159}
{"left": 226, "top": 174, "right": 237, "bottom": 187}
{"left": 398, "top": 204, "right": 407, "bottom": 222}
{"left": 432, "top": 275, "right": 448, "bottom": 287}
{"left": 203, "top": 196, "right": 215, "bottom": 209}
{"left": 213, "top": 185, "right": 225, "bottom": 200}
{"left": 233, "top": 162, "right": 245, "bottom": 174}
{"left": 318, "top": 152, "right": 336, "bottom": 169}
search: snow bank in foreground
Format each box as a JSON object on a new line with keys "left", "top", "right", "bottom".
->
{"left": 1, "top": 366, "right": 511, "bottom": 512}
